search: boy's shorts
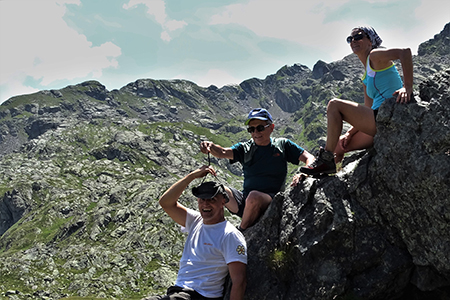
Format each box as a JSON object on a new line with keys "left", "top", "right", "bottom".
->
{"left": 228, "top": 187, "right": 276, "bottom": 217}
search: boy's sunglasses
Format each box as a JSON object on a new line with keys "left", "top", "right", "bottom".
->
{"left": 346, "top": 32, "right": 365, "bottom": 44}
{"left": 247, "top": 124, "right": 270, "bottom": 133}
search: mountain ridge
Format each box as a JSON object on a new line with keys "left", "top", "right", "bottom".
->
{"left": 0, "top": 23, "right": 449, "bottom": 299}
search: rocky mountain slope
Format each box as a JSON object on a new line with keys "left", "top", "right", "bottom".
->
{"left": 0, "top": 23, "right": 449, "bottom": 299}
{"left": 242, "top": 69, "right": 450, "bottom": 300}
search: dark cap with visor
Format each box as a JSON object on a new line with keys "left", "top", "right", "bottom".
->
{"left": 192, "top": 181, "right": 225, "bottom": 199}
{"left": 245, "top": 108, "right": 273, "bottom": 125}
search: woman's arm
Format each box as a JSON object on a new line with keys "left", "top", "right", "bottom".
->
{"left": 369, "top": 48, "right": 413, "bottom": 103}
{"left": 395, "top": 48, "right": 413, "bottom": 103}
{"left": 363, "top": 84, "right": 373, "bottom": 108}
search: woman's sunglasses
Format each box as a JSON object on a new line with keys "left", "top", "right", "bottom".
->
{"left": 346, "top": 32, "right": 365, "bottom": 44}
{"left": 247, "top": 124, "right": 270, "bottom": 133}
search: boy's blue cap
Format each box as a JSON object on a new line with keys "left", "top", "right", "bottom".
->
{"left": 245, "top": 108, "right": 273, "bottom": 125}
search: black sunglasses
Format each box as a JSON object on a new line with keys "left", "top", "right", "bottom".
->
{"left": 346, "top": 32, "right": 365, "bottom": 44}
{"left": 247, "top": 124, "right": 270, "bottom": 133}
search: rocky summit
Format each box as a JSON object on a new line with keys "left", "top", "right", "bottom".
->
{"left": 241, "top": 69, "right": 450, "bottom": 300}
{"left": 0, "top": 23, "right": 449, "bottom": 300}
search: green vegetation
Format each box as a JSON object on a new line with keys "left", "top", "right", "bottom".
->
{"left": 270, "top": 248, "right": 287, "bottom": 268}
{"left": 268, "top": 244, "right": 297, "bottom": 275}
{"left": 0, "top": 66, "right": 334, "bottom": 299}
{"left": 0, "top": 209, "right": 73, "bottom": 254}
{"left": 0, "top": 91, "right": 61, "bottom": 112}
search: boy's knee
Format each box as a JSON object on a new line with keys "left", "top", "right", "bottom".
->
{"left": 246, "top": 191, "right": 272, "bottom": 207}
{"left": 245, "top": 193, "right": 259, "bottom": 207}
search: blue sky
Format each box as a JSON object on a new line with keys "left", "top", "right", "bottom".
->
{"left": 0, "top": 0, "right": 448, "bottom": 104}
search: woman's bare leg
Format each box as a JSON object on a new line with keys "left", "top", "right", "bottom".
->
{"left": 325, "top": 98, "right": 376, "bottom": 152}
{"left": 334, "top": 131, "right": 374, "bottom": 163}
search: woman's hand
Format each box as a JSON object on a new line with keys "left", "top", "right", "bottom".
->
{"left": 393, "top": 86, "right": 412, "bottom": 104}
{"left": 338, "top": 132, "right": 353, "bottom": 150}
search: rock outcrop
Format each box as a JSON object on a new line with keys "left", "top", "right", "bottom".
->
{"left": 241, "top": 69, "right": 450, "bottom": 300}
{"left": 418, "top": 22, "right": 450, "bottom": 56}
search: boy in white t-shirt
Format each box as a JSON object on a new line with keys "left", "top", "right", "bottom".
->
{"left": 142, "top": 166, "right": 247, "bottom": 300}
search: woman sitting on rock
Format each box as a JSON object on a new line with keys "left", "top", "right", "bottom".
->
{"left": 300, "top": 26, "right": 413, "bottom": 176}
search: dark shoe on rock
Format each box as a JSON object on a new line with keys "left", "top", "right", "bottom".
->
{"left": 300, "top": 147, "right": 336, "bottom": 176}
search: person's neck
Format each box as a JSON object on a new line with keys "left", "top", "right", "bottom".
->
{"left": 204, "top": 217, "right": 225, "bottom": 225}
{"left": 358, "top": 50, "right": 371, "bottom": 66}
{"left": 254, "top": 137, "right": 271, "bottom": 146}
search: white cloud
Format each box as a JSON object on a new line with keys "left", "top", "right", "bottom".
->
{"left": 413, "top": 0, "right": 450, "bottom": 42}
{"left": 208, "top": 0, "right": 448, "bottom": 62}
{"left": 209, "top": 0, "right": 350, "bottom": 42}
{"left": 191, "top": 69, "right": 242, "bottom": 88}
{"left": 0, "top": 0, "right": 121, "bottom": 102}
{"left": 165, "top": 19, "right": 188, "bottom": 31}
{"left": 123, "top": 0, "right": 167, "bottom": 24}
{"left": 161, "top": 30, "right": 171, "bottom": 42}
{"left": 0, "top": 81, "right": 39, "bottom": 103}
{"left": 354, "top": 0, "right": 449, "bottom": 54}
{"left": 123, "top": 0, "right": 187, "bottom": 42}
{"left": 209, "top": 0, "right": 354, "bottom": 62}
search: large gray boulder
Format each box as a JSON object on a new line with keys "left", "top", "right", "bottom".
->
{"left": 240, "top": 69, "right": 450, "bottom": 300}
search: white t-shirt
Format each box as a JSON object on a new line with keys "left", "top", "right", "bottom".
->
{"left": 174, "top": 209, "right": 247, "bottom": 298}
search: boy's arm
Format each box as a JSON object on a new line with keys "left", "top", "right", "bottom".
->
{"left": 200, "top": 141, "right": 234, "bottom": 159}
{"left": 228, "top": 261, "right": 247, "bottom": 300}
